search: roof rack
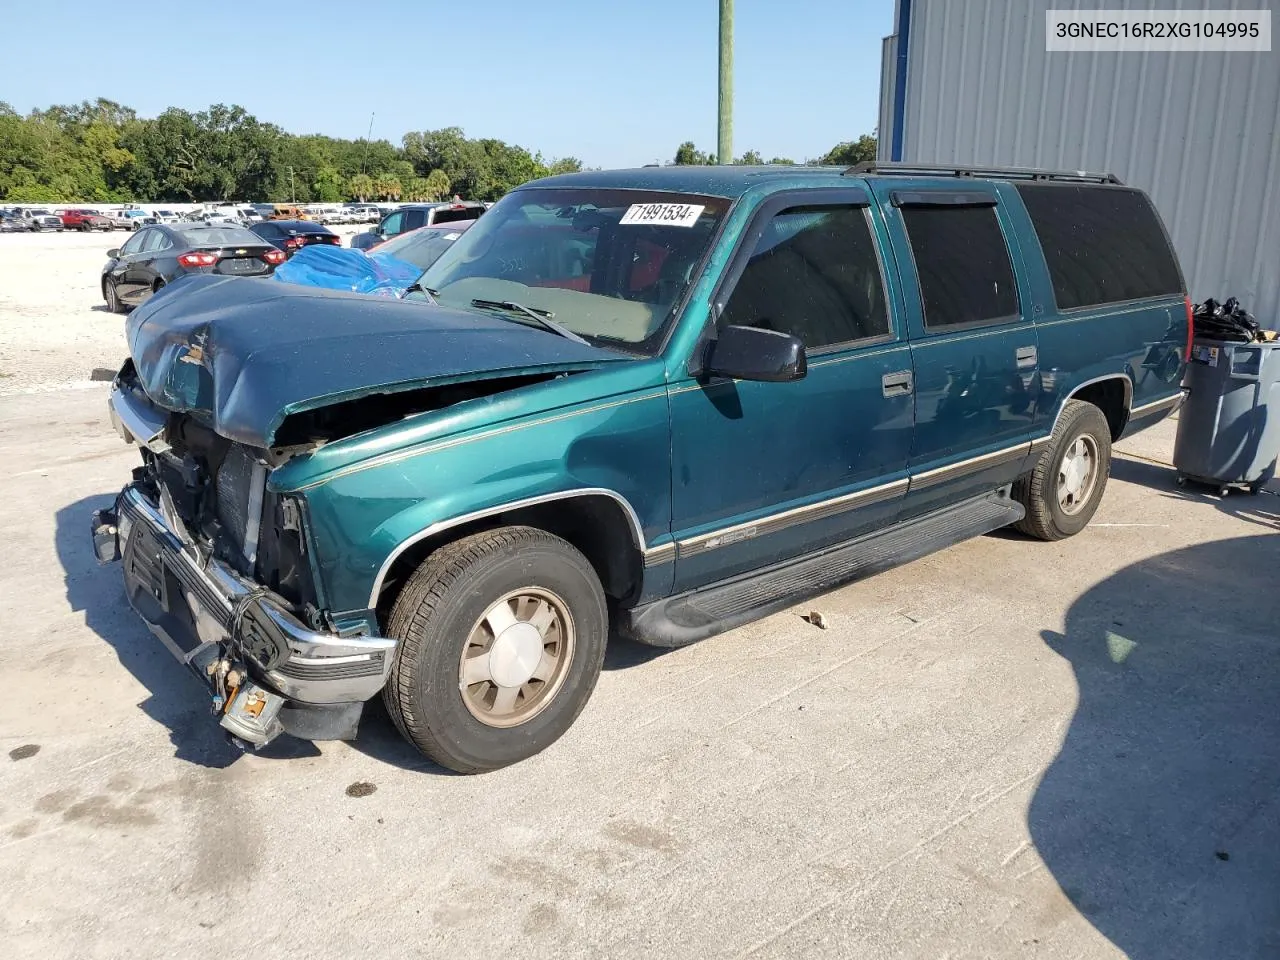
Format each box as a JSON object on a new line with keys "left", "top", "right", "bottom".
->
{"left": 844, "top": 161, "right": 1122, "bottom": 185}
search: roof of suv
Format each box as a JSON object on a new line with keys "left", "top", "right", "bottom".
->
{"left": 532, "top": 165, "right": 847, "bottom": 198}
{"left": 531, "top": 163, "right": 1125, "bottom": 199}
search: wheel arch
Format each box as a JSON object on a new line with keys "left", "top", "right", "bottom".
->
{"left": 370, "top": 489, "right": 650, "bottom": 626}
{"left": 1056, "top": 373, "right": 1133, "bottom": 441}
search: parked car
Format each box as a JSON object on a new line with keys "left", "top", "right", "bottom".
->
{"left": 248, "top": 219, "right": 340, "bottom": 257}
{"left": 269, "top": 204, "right": 308, "bottom": 220}
{"left": 0, "top": 210, "right": 27, "bottom": 232}
{"left": 18, "top": 208, "right": 63, "bottom": 231}
{"left": 350, "top": 201, "right": 485, "bottom": 250}
{"left": 272, "top": 220, "right": 475, "bottom": 296}
{"left": 100, "top": 222, "right": 285, "bottom": 312}
{"left": 101, "top": 209, "right": 145, "bottom": 230}
{"left": 92, "top": 163, "right": 1189, "bottom": 772}
{"left": 61, "top": 208, "right": 114, "bottom": 232}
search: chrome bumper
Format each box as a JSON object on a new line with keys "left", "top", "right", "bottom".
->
{"left": 111, "top": 483, "right": 395, "bottom": 706}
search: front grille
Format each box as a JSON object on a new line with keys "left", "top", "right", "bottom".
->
{"left": 216, "top": 445, "right": 256, "bottom": 556}
{"left": 276, "top": 653, "right": 385, "bottom": 682}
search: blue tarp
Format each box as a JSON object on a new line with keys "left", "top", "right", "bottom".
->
{"left": 272, "top": 245, "right": 422, "bottom": 298}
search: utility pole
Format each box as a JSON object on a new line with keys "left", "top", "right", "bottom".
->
{"left": 360, "top": 111, "right": 375, "bottom": 174}
{"left": 717, "top": 0, "right": 733, "bottom": 165}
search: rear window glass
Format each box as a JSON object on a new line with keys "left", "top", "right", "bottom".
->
{"left": 902, "top": 204, "right": 1019, "bottom": 329}
{"left": 432, "top": 207, "right": 483, "bottom": 225}
{"left": 1015, "top": 185, "right": 1183, "bottom": 310}
{"left": 177, "top": 225, "right": 262, "bottom": 246}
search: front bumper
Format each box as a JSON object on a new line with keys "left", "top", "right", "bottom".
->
{"left": 95, "top": 484, "right": 395, "bottom": 746}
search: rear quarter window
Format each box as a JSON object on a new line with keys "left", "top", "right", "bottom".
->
{"left": 1015, "top": 184, "right": 1183, "bottom": 310}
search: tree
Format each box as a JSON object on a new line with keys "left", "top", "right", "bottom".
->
{"left": 674, "top": 141, "right": 711, "bottom": 165}
{"left": 423, "top": 168, "right": 450, "bottom": 200}
{"left": 819, "top": 133, "right": 878, "bottom": 167}
{"left": 734, "top": 149, "right": 764, "bottom": 165}
{"left": 547, "top": 157, "right": 583, "bottom": 176}
{"left": 768, "top": 156, "right": 796, "bottom": 165}
{"left": 346, "top": 173, "right": 374, "bottom": 201}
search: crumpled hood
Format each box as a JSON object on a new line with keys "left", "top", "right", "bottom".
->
{"left": 124, "top": 274, "right": 630, "bottom": 448}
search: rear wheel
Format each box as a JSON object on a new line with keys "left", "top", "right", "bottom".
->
{"left": 103, "top": 278, "right": 121, "bottom": 313}
{"left": 1013, "top": 399, "right": 1112, "bottom": 540}
{"left": 383, "top": 526, "right": 607, "bottom": 773}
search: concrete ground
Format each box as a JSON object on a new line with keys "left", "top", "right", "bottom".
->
{"left": 1, "top": 391, "right": 1277, "bottom": 960}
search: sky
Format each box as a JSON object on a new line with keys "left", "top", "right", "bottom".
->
{"left": 1, "top": 0, "right": 892, "bottom": 168}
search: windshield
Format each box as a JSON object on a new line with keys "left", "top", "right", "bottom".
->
{"left": 416, "top": 187, "right": 729, "bottom": 351}
{"left": 376, "top": 222, "right": 473, "bottom": 271}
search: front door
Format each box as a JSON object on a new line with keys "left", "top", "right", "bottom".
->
{"left": 871, "top": 183, "right": 1039, "bottom": 517}
{"left": 111, "top": 228, "right": 150, "bottom": 303}
{"left": 669, "top": 191, "right": 915, "bottom": 592}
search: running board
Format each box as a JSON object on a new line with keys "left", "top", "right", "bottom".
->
{"left": 622, "top": 490, "right": 1024, "bottom": 648}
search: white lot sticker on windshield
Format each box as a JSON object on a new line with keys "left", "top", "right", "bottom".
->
{"left": 619, "top": 202, "right": 705, "bottom": 228}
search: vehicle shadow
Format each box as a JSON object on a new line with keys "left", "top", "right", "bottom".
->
{"left": 54, "top": 494, "right": 313, "bottom": 769}
{"left": 1031, "top": 534, "right": 1280, "bottom": 958}
{"left": 1111, "top": 453, "right": 1280, "bottom": 530}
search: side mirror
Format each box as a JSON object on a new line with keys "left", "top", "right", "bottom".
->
{"left": 106, "top": 248, "right": 120, "bottom": 258}
{"left": 705, "top": 324, "right": 807, "bottom": 383}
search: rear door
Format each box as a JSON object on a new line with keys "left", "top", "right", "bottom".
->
{"left": 871, "top": 181, "right": 1039, "bottom": 518}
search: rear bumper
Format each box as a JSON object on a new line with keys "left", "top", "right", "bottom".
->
{"left": 96, "top": 483, "right": 395, "bottom": 744}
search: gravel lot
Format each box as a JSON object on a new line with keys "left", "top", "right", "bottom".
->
{"left": 0, "top": 245, "right": 1277, "bottom": 959}
{"left": 0, "top": 226, "right": 364, "bottom": 394}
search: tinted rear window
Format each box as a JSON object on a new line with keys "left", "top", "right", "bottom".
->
{"left": 177, "top": 225, "right": 262, "bottom": 246}
{"left": 432, "top": 207, "right": 483, "bottom": 225}
{"left": 902, "top": 204, "right": 1019, "bottom": 329}
{"left": 1015, "top": 185, "right": 1183, "bottom": 310}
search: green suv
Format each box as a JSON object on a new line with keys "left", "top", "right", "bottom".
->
{"left": 93, "top": 163, "right": 1190, "bottom": 771}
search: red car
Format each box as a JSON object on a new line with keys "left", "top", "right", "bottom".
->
{"left": 61, "top": 209, "right": 113, "bottom": 232}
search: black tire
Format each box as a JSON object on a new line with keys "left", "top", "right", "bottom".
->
{"left": 103, "top": 278, "right": 121, "bottom": 314}
{"left": 383, "top": 526, "right": 607, "bottom": 773}
{"left": 1013, "top": 399, "right": 1112, "bottom": 541}
{"left": 80, "top": 222, "right": 90, "bottom": 232}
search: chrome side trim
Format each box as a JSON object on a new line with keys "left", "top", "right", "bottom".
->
{"left": 367, "top": 487, "right": 649, "bottom": 607}
{"left": 675, "top": 478, "right": 908, "bottom": 557}
{"left": 643, "top": 542, "right": 677, "bottom": 567}
{"left": 908, "top": 441, "right": 1031, "bottom": 491}
{"left": 1129, "top": 391, "right": 1184, "bottom": 417}
{"left": 290, "top": 390, "right": 668, "bottom": 492}
{"left": 108, "top": 384, "right": 169, "bottom": 454}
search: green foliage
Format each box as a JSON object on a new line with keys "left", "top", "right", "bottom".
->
{"left": 818, "top": 133, "right": 878, "bottom": 166}
{"left": 674, "top": 141, "right": 711, "bottom": 165}
{"left": 734, "top": 149, "right": 764, "bottom": 165}
{"left": 0, "top": 102, "right": 583, "bottom": 204}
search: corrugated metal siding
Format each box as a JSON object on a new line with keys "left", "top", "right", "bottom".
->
{"left": 884, "top": 0, "right": 1280, "bottom": 326}
{"left": 880, "top": 34, "right": 898, "bottom": 144}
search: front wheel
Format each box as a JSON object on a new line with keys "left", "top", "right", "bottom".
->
{"left": 1012, "top": 399, "right": 1112, "bottom": 540}
{"left": 383, "top": 526, "right": 607, "bottom": 773}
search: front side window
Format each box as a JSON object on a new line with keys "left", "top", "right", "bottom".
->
{"left": 1015, "top": 184, "right": 1183, "bottom": 310}
{"left": 381, "top": 211, "right": 405, "bottom": 235}
{"left": 402, "top": 209, "right": 426, "bottom": 231}
{"left": 120, "top": 231, "right": 145, "bottom": 255}
{"left": 417, "top": 187, "right": 729, "bottom": 352}
{"left": 902, "top": 204, "right": 1019, "bottom": 329}
{"left": 719, "top": 206, "right": 890, "bottom": 349}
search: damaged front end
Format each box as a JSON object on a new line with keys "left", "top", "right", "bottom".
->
{"left": 93, "top": 371, "right": 395, "bottom": 750}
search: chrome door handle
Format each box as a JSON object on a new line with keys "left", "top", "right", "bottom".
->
{"left": 882, "top": 370, "right": 913, "bottom": 397}
{"left": 1015, "top": 345, "right": 1038, "bottom": 367}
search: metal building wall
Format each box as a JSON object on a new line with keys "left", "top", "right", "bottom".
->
{"left": 879, "top": 0, "right": 1280, "bottom": 326}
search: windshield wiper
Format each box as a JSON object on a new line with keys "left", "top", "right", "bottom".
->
{"left": 470, "top": 298, "right": 589, "bottom": 345}
{"left": 402, "top": 282, "right": 439, "bottom": 303}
